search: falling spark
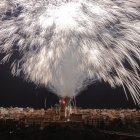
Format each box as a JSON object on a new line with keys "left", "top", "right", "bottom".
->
{"left": 0, "top": 0, "right": 140, "bottom": 105}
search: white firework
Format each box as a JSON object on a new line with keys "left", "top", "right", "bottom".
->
{"left": 0, "top": 0, "right": 140, "bottom": 104}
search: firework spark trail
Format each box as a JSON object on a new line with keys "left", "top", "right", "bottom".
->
{"left": 0, "top": 0, "right": 140, "bottom": 104}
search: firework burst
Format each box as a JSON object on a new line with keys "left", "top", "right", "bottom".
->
{"left": 0, "top": 0, "right": 140, "bottom": 104}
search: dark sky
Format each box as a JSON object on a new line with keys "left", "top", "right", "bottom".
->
{"left": 0, "top": 63, "right": 139, "bottom": 109}
{"left": 0, "top": 2, "right": 139, "bottom": 110}
{"left": 0, "top": 4, "right": 139, "bottom": 111}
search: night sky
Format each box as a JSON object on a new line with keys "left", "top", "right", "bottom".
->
{"left": 0, "top": 63, "right": 139, "bottom": 109}
{"left": 0, "top": 1, "right": 139, "bottom": 110}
